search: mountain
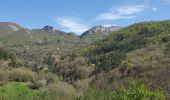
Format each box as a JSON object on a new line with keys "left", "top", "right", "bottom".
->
{"left": 0, "top": 23, "right": 122, "bottom": 47}
{"left": 0, "top": 27, "right": 80, "bottom": 47}
{"left": 1, "top": 20, "right": 170, "bottom": 100}
{"left": 0, "top": 22, "right": 23, "bottom": 37}
{"left": 79, "top": 25, "right": 121, "bottom": 44}
{"left": 55, "top": 20, "right": 170, "bottom": 99}
{"left": 85, "top": 20, "right": 170, "bottom": 99}
{"left": 80, "top": 25, "right": 121, "bottom": 37}
{"left": 82, "top": 20, "right": 170, "bottom": 72}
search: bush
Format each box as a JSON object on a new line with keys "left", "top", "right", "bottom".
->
{"left": 45, "top": 73, "right": 58, "bottom": 83}
{"left": 76, "top": 80, "right": 165, "bottom": 100}
{"left": 0, "top": 48, "right": 10, "bottom": 60}
{"left": 0, "top": 68, "right": 9, "bottom": 85}
{"left": 28, "top": 72, "right": 58, "bottom": 89}
{"left": 28, "top": 80, "right": 47, "bottom": 89}
{"left": 9, "top": 68, "right": 35, "bottom": 82}
{"left": 55, "top": 57, "right": 93, "bottom": 82}
{"left": 73, "top": 79, "right": 89, "bottom": 95}
{"left": 47, "top": 82, "right": 76, "bottom": 97}
{"left": 111, "top": 80, "right": 165, "bottom": 100}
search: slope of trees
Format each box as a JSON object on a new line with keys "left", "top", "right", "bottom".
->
{"left": 82, "top": 20, "right": 170, "bottom": 72}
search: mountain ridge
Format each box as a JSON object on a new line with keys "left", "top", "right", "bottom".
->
{"left": 0, "top": 22, "right": 122, "bottom": 36}
{"left": 80, "top": 25, "right": 121, "bottom": 38}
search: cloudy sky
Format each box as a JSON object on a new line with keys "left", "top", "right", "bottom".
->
{"left": 0, "top": 0, "right": 170, "bottom": 34}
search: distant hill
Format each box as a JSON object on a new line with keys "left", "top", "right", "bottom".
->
{"left": 0, "top": 22, "right": 23, "bottom": 37}
{"left": 0, "top": 28, "right": 80, "bottom": 47}
{"left": 0, "top": 22, "right": 121, "bottom": 47}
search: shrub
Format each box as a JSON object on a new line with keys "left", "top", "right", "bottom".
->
{"left": 74, "top": 79, "right": 90, "bottom": 93}
{"left": 9, "top": 68, "right": 35, "bottom": 82}
{"left": 0, "top": 68, "right": 9, "bottom": 85}
{"left": 76, "top": 80, "right": 165, "bottom": 100}
{"left": 28, "top": 80, "right": 47, "bottom": 89}
{"left": 0, "top": 48, "right": 10, "bottom": 60}
{"left": 111, "top": 80, "right": 165, "bottom": 100}
{"left": 47, "top": 82, "right": 76, "bottom": 96}
{"left": 28, "top": 72, "right": 58, "bottom": 89}
{"left": 27, "top": 74, "right": 76, "bottom": 99}
{"left": 45, "top": 73, "right": 58, "bottom": 83}
{"left": 55, "top": 57, "right": 93, "bottom": 82}
{"left": 165, "top": 42, "right": 170, "bottom": 56}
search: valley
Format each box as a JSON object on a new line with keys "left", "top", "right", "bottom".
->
{"left": 0, "top": 20, "right": 170, "bottom": 100}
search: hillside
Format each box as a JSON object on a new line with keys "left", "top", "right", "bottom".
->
{"left": 81, "top": 20, "right": 170, "bottom": 72}
{"left": 53, "top": 20, "right": 170, "bottom": 99}
{"left": 1, "top": 20, "right": 170, "bottom": 100}
{"left": 0, "top": 23, "right": 121, "bottom": 67}
{"left": 0, "top": 27, "right": 80, "bottom": 47}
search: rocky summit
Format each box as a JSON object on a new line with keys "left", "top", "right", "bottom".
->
{"left": 80, "top": 25, "right": 121, "bottom": 37}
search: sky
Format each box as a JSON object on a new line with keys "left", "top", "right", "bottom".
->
{"left": 0, "top": 0, "right": 170, "bottom": 35}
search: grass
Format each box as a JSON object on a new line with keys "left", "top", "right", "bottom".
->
{"left": 0, "top": 82, "right": 77, "bottom": 100}
{"left": 0, "top": 82, "right": 36, "bottom": 100}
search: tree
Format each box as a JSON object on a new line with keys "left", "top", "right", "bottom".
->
{"left": 44, "top": 53, "right": 56, "bottom": 71}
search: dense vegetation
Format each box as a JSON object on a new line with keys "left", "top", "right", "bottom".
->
{"left": 76, "top": 80, "right": 165, "bottom": 100}
{"left": 1, "top": 81, "right": 164, "bottom": 100}
{"left": 54, "top": 20, "right": 170, "bottom": 99}
{"left": 82, "top": 20, "right": 170, "bottom": 72}
{"left": 1, "top": 20, "right": 170, "bottom": 100}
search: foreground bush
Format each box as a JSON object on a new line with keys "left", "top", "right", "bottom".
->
{"left": 28, "top": 72, "right": 59, "bottom": 89}
{"left": 47, "top": 82, "right": 76, "bottom": 99}
{"left": 76, "top": 80, "right": 165, "bottom": 100}
{"left": 28, "top": 80, "right": 47, "bottom": 89}
{"left": 0, "top": 68, "right": 9, "bottom": 85}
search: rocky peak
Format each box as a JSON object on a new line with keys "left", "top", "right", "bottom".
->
{"left": 89, "top": 26, "right": 105, "bottom": 33}
{"left": 104, "top": 26, "right": 122, "bottom": 35}
{"left": 80, "top": 25, "right": 122, "bottom": 37}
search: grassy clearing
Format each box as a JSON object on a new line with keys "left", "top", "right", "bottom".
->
{"left": 0, "top": 82, "right": 36, "bottom": 100}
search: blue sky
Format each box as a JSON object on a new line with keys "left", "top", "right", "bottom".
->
{"left": 0, "top": 0, "right": 170, "bottom": 34}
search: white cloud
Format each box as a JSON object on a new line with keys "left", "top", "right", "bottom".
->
{"left": 96, "top": 5, "right": 147, "bottom": 20}
{"left": 56, "top": 16, "right": 89, "bottom": 34}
